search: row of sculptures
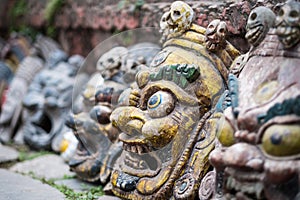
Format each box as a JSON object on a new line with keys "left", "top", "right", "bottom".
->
{"left": 0, "top": 0, "right": 299, "bottom": 199}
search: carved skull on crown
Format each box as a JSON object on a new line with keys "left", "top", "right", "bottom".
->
{"left": 276, "top": 0, "right": 300, "bottom": 49}
{"left": 205, "top": 19, "right": 227, "bottom": 52}
{"left": 209, "top": 2, "right": 300, "bottom": 200}
{"left": 159, "top": 1, "right": 194, "bottom": 38}
{"left": 246, "top": 6, "right": 276, "bottom": 47}
{"left": 96, "top": 47, "right": 128, "bottom": 79}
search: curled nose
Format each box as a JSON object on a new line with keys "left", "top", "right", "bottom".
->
{"left": 210, "top": 143, "right": 264, "bottom": 171}
{"left": 110, "top": 106, "right": 146, "bottom": 133}
{"left": 209, "top": 147, "right": 226, "bottom": 170}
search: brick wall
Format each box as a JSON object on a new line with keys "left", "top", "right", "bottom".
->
{"left": 0, "top": 0, "right": 285, "bottom": 56}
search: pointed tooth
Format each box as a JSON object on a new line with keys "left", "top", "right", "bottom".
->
{"left": 136, "top": 145, "right": 143, "bottom": 154}
{"left": 126, "top": 144, "right": 131, "bottom": 152}
{"left": 131, "top": 145, "right": 137, "bottom": 153}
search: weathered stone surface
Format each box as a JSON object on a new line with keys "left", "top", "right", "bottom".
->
{"left": 1, "top": 0, "right": 281, "bottom": 55}
{"left": 0, "top": 168, "right": 65, "bottom": 200}
{"left": 54, "top": 178, "right": 98, "bottom": 192}
{"left": 98, "top": 195, "right": 121, "bottom": 200}
{"left": 10, "top": 154, "right": 74, "bottom": 180}
{"left": 0, "top": 144, "right": 19, "bottom": 163}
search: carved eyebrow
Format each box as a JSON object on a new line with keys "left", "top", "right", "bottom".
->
{"left": 149, "top": 64, "right": 200, "bottom": 89}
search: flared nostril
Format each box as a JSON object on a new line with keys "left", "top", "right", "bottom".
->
{"left": 209, "top": 148, "right": 226, "bottom": 170}
{"left": 110, "top": 106, "right": 147, "bottom": 134}
{"left": 222, "top": 143, "right": 264, "bottom": 171}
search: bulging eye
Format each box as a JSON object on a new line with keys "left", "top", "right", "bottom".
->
{"left": 147, "top": 91, "right": 175, "bottom": 118}
{"left": 290, "top": 10, "right": 299, "bottom": 18}
{"left": 148, "top": 93, "right": 161, "bottom": 109}
{"left": 279, "top": 9, "right": 284, "bottom": 17}
{"left": 250, "top": 12, "right": 257, "bottom": 20}
{"left": 262, "top": 124, "right": 300, "bottom": 157}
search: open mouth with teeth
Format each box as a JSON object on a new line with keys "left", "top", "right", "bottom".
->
{"left": 276, "top": 25, "right": 300, "bottom": 48}
{"left": 122, "top": 141, "right": 155, "bottom": 154}
{"left": 32, "top": 113, "right": 52, "bottom": 134}
{"left": 23, "top": 111, "right": 57, "bottom": 150}
{"left": 112, "top": 132, "right": 164, "bottom": 192}
{"left": 245, "top": 25, "right": 264, "bottom": 46}
{"left": 167, "top": 20, "right": 179, "bottom": 31}
{"left": 119, "top": 138, "right": 161, "bottom": 177}
{"left": 224, "top": 168, "right": 265, "bottom": 200}
{"left": 206, "top": 40, "right": 219, "bottom": 51}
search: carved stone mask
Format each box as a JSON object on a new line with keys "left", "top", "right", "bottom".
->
{"left": 109, "top": 44, "right": 226, "bottom": 199}
{"left": 22, "top": 61, "right": 77, "bottom": 150}
{"left": 246, "top": 6, "right": 276, "bottom": 47}
{"left": 276, "top": 0, "right": 300, "bottom": 48}
{"left": 205, "top": 19, "right": 227, "bottom": 51}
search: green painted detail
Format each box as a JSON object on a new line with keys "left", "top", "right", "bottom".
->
{"left": 150, "top": 64, "right": 200, "bottom": 88}
{"left": 171, "top": 64, "right": 200, "bottom": 83}
{"left": 150, "top": 68, "right": 163, "bottom": 80}
{"left": 257, "top": 95, "right": 300, "bottom": 124}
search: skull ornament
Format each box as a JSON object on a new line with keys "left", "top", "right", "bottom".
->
{"left": 276, "top": 0, "right": 300, "bottom": 49}
{"left": 159, "top": 11, "right": 171, "bottom": 43}
{"left": 96, "top": 47, "right": 128, "bottom": 79}
{"left": 205, "top": 19, "right": 227, "bottom": 52}
{"left": 246, "top": 7, "right": 276, "bottom": 47}
{"left": 159, "top": 11, "right": 170, "bottom": 32}
{"left": 109, "top": 19, "right": 239, "bottom": 199}
{"left": 210, "top": 11, "right": 300, "bottom": 199}
{"left": 160, "top": 1, "right": 194, "bottom": 36}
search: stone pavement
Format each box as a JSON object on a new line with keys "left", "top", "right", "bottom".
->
{"left": 10, "top": 154, "right": 75, "bottom": 180}
{"left": 0, "top": 144, "right": 120, "bottom": 200}
{"left": 0, "top": 144, "right": 18, "bottom": 164}
{"left": 0, "top": 168, "right": 65, "bottom": 200}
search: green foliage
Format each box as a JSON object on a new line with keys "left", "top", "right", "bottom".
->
{"left": 62, "top": 174, "right": 77, "bottom": 180}
{"left": 44, "top": 0, "right": 65, "bottom": 24}
{"left": 25, "top": 171, "right": 103, "bottom": 200}
{"left": 117, "top": 0, "right": 145, "bottom": 12}
{"left": 10, "top": 0, "right": 27, "bottom": 19}
{"left": 18, "top": 151, "right": 53, "bottom": 162}
{"left": 46, "top": 26, "right": 56, "bottom": 38}
{"left": 9, "top": 0, "right": 39, "bottom": 39}
{"left": 44, "top": 0, "right": 65, "bottom": 38}
{"left": 41, "top": 178, "right": 104, "bottom": 200}
{"left": 10, "top": 25, "right": 39, "bottom": 40}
